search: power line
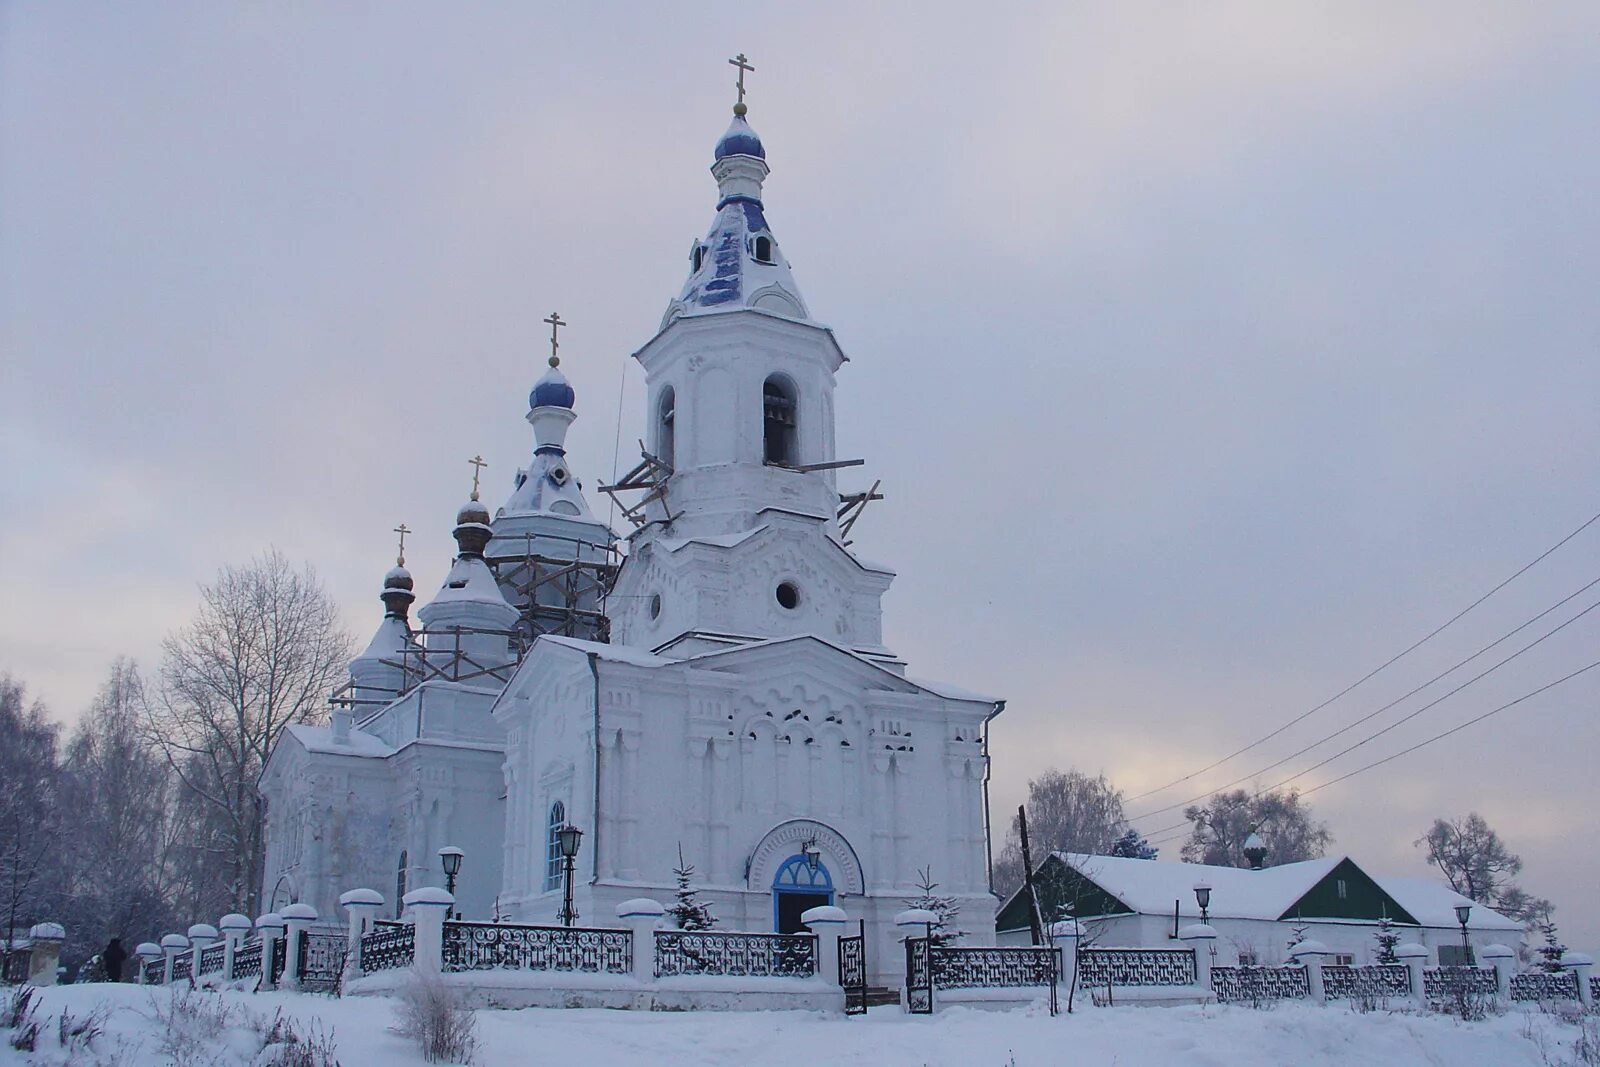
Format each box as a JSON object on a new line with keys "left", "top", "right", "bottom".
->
{"left": 1127, "top": 581, "right": 1600, "bottom": 822}
{"left": 1123, "top": 507, "right": 1600, "bottom": 805}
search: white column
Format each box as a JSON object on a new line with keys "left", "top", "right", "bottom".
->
{"left": 255, "top": 914, "right": 284, "bottom": 990}
{"left": 187, "top": 923, "right": 218, "bottom": 984}
{"left": 403, "top": 888, "right": 453, "bottom": 974}
{"left": 1566, "top": 952, "right": 1594, "bottom": 1009}
{"left": 1050, "top": 920, "right": 1083, "bottom": 1004}
{"left": 803, "top": 905, "right": 848, "bottom": 985}
{"left": 219, "top": 914, "right": 251, "bottom": 982}
{"left": 617, "top": 898, "right": 665, "bottom": 986}
{"left": 160, "top": 933, "right": 189, "bottom": 986}
{"left": 280, "top": 903, "right": 317, "bottom": 990}
{"left": 1395, "top": 942, "right": 1429, "bottom": 1012}
{"left": 340, "top": 889, "right": 384, "bottom": 981}
{"left": 1479, "top": 942, "right": 1515, "bottom": 1001}
{"left": 25, "top": 923, "right": 63, "bottom": 987}
{"left": 1289, "top": 939, "right": 1329, "bottom": 1004}
{"left": 1178, "top": 924, "right": 1218, "bottom": 994}
{"left": 135, "top": 943, "right": 162, "bottom": 985}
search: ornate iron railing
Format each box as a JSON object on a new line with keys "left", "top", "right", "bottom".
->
{"left": 442, "top": 921, "right": 631, "bottom": 975}
{"left": 1079, "top": 947, "right": 1196, "bottom": 988}
{"left": 197, "top": 943, "right": 225, "bottom": 975}
{"left": 840, "top": 933, "right": 867, "bottom": 1016}
{"left": 654, "top": 930, "right": 817, "bottom": 978}
{"left": 3, "top": 950, "right": 31, "bottom": 984}
{"left": 360, "top": 921, "right": 416, "bottom": 973}
{"left": 269, "top": 937, "right": 287, "bottom": 984}
{"left": 297, "top": 931, "right": 349, "bottom": 992}
{"left": 171, "top": 954, "right": 192, "bottom": 981}
{"left": 142, "top": 956, "right": 165, "bottom": 984}
{"left": 232, "top": 939, "right": 263, "bottom": 980}
{"left": 1322, "top": 964, "right": 1410, "bottom": 1000}
{"left": 933, "top": 946, "right": 1058, "bottom": 989}
{"left": 1423, "top": 966, "right": 1498, "bottom": 1001}
{"left": 1210, "top": 965, "right": 1311, "bottom": 1002}
{"left": 905, "top": 937, "right": 933, "bottom": 1014}
{"left": 1510, "top": 970, "right": 1579, "bottom": 1002}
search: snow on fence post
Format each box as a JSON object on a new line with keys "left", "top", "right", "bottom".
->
{"left": 219, "top": 914, "right": 251, "bottom": 981}
{"left": 1394, "top": 942, "right": 1429, "bottom": 1012}
{"left": 1050, "top": 920, "right": 1084, "bottom": 1004}
{"left": 281, "top": 903, "right": 317, "bottom": 990}
{"left": 803, "top": 905, "right": 848, "bottom": 985}
{"left": 1566, "top": 952, "right": 1594, "bottom": 1009}
{"left": 25, "top": 923, "right": 64, "bottom": 987}
{"left": 402, "top": 888, "right": 453, "bottom": 975}
{"left": 135, "top": 942, "right": 162, "bottom": 985}
{"left": 187, "top": 924, "right": 218, "bottom": 985}
{"left": 255, "top": 914, "right": 285, "bottom": 990}
{"left": 1288, "top": 939, "right": 1329, "bottom": 1004}
{"left": 1479, "top": 943, "right": 1515, "bottom": 1001}
{"left": 1178, "top": 924, "right": 1217, "bottom": 994}
{"left": 160, "top": 933, "right": 189, "bottom": 986}
{"left": 339, "top": 889, "right": 384, "bottom": 982}
{"left": 617, "top": 898, "right": 665, "bottom": 985}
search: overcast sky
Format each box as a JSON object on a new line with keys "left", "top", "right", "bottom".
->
{"left": 3, "top": 4, "right": 1597, "bottom": 949}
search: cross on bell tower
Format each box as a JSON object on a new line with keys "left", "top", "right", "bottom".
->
{"left": 543, "top": 311, "right": 567, "bottom": 367}
{"left": 728, "top": 53, "right": 754, "bottom": 115}
{"left": 393, "top": 522, "right": 411, "bottom": 566}
{"left": 468, "top": 455, "right": 487, "bottom": 501}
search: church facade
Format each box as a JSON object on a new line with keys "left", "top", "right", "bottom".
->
{"left": 259, "top": 91, "right": 1001, "bottom": 981}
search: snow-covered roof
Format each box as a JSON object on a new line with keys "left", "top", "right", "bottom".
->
{"left": 423, "top": 556, "right": 514, "bottom": 612}
{"left": 285, "top": 723, "right": 395, "bottom": 758}
{"left": 1052, "top": 853, "right": 1344, "bottom": 922}
{"left": 1377, "top": 875, "right": 1522, "bottom": 932}
{"left": 354, "top": 615, "right": 416, "bottom": 664}
{"left": 497, "top": 447, "right": 596, "bottom": 521}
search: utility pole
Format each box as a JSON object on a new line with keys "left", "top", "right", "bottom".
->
{"left": 1017, "top": 805, "right": 1045, "bottom": 946}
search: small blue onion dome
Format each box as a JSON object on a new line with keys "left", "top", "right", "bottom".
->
{"left": 529, "top": 364, "right": 575, "bottom": 410}
{"left": 714, "top": 114, "right": 765, "bottom": 161}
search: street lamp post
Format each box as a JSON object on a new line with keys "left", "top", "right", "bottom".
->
{"left": 802, "top": 837, "right": 821, "bottom": 874}
{"left": 557, "top": 825, "right": 584, "bottom": 928}
{"left": 1193, "top": 882, "right": 1212, "bottom": 926}
{"left": 439, "top": 846, "right": 464, "bottom": 920}
{"left": 1455, "top": 903, "right": 1472, "bottom": 965}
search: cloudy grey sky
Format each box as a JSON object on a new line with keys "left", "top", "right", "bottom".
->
{"left": 4, "top": 4, "right": 1597, "bottom": 948}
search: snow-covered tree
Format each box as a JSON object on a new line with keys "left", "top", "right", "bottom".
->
{"left": 667, "top": 845, "right": 716, "bottom": 930}
{"left": 1181, "top": 788, "right": 1331, "bottom": 868}
{"left": 992, "top": 769, "right": 1132, "bottom": 894}
{"left": 1416, "top": 813, "right": 1550, "bottom": 923}
{"left": 1286, "top": 921, "right": 1308, "bottom": 953}
{"left": 903, "top": 866, "right": 965, "bottom": 944}
{"left": 0, "top": 675, "right": 61, "bottom": 957}
{"left": 1108, "top": 829, "right": 1158, "bottom": 859}
{"left": 1373, "top": 914, "right": 1401, "bottom": 964}
{"left": 1534, "top": 913, "right": 1566, "bottom": 973}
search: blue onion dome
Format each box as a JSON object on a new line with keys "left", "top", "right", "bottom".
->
{"left": 529, "top": 360, "right": 576, "bottom": 410}
{"left": 714, "top": 114, "right": 765, "bottom": 161}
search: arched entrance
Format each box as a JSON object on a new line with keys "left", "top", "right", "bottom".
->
{"left": 771, "top": 854, "right": 833, "bottom": 934}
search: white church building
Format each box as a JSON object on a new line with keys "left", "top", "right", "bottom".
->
{"left": 259, "top": 91, "right": 1003, "bottom": 981}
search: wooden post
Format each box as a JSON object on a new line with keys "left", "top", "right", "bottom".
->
{"left": 1017, "top": 805, "right": 1044, "bottom": 946}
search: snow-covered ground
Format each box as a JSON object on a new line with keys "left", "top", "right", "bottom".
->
{"left": 2, "top": 982, "right": 1596, "bottom": 1066}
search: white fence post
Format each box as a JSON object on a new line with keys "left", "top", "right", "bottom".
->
{"left": 160, "top": 933, "right": 189, "bottom": 986}
{"left": 219, "top": 914, "right": 251, "bottom": 982}
{"left": 1289, "top": 939, "right": 1329, "bottom": 1004}
{"left": 340, "top": 888, "right": 384, "bottom": 982}
{"left": 1395, "top": 942, "right": 1429, "bottom": 1012}
{"left": 25, "top": 923, "right": 63, "bottom": 987}
{"left": 255, "top": 914, "right": 284, "bottom": 990}
{"left": 1479, "top": 943, "right": 1515, "bottom": 1001}
{"left": 1050, "top": 920, "right": 1083, "bottom": 1004}
{"left": 1567, "top": 952, "right": 1594, "bottom": 1009}
{"left": 617, "top": 898, "right": 665, "bottom": 985}
{"left": 187, "top": 924, "right": 218, "bottom": 985}
{"left": 280, "top": 903, "right": 317, "bottom": 990}
{"left": 1178, "top": 923, "right": 1217, "bottom": 994}
{"left": 803, "top": 905, "right": 848, "bottom": 984}
{"left": 402, "top": 888, "right": 453, "bottom": 974}
{"left": 135, "top": 942, "right": 162, "bottom": 985}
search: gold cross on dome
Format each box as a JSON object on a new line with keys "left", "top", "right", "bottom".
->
{"left": 468, "top": 455, "right": 487, "bottom": 501}
{"left": 729, "top": 53, "right": 755, "bottom": 113}
{"left": 543, "top": 311, "right": 567, "bottom": 367}
{"left": 393, "top": 522, "right": 411, "bottom": 566}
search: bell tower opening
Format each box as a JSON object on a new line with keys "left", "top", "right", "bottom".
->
{"left": 762, "top": 375, "right": 798, "bottom": 466}
{"left": 657, "top": 387, "right": 676, "bottom": 468}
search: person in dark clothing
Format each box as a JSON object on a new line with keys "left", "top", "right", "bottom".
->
{"left": 101, "top": 938, "right": 127, "bottom": 982}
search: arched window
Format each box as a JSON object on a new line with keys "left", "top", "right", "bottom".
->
{"left": 762, "top": 375, "right": 798, "bottom": 466}
{"left": 689, "top": 240, "right": 705, "bottom": 273}
{"left": 395, "top": 850, "right": 408, "bottom": 919}
{"left": 657, "top": 387, "right": 676, "bottom": 469}
{"left": 545, "top": 802, "right": 566, "bottom": 891}
{"left": 752, "top": 235, "right": 774, "bottom": 264}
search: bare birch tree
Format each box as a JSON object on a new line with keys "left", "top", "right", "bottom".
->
{"left": 0, "top": 675, "right": 61, "bottom": 953}
{"left": 147, "top": 549, "right": 352, "bottom": 916}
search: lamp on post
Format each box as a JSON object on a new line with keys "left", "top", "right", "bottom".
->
{"left": 1193, "top": 881, "right": 1212, "bottom": 925}
{"left": 1454, "top": 903, "right": 1472, "bottom": 965}
{"left": 439, "top": 846, "right": 464, "bottom": 920}
{"left": 802, "top": 837, "right": 821, "bottom": 874}
{"left": 556, "top": 824, "right": 583, "bottom": 928}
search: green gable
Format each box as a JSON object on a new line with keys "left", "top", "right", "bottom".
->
{"left": 995, "top": 855, "right": 1136, "bottom": 932}
{"left": 1279, "top": 858, "right": 1419, "bottom": 925}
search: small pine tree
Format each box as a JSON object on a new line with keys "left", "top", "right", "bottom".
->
{"left": 1108, "top": 829, "right": 1159, "bottom": 860}
{"left": 1373, "top": 914, "right": 1401, "bottom": 964}
{"left": 1286, "top": 921, "right": 1308, "bottom": 953}
{"left": 667, "top": 845, "right": 716, "bottom": 930}
{"left": 902, "top": 866, "right": 965, "bottom": 944}
{"left": 1535, "top": 914, "right": 1566, "bottom": 973}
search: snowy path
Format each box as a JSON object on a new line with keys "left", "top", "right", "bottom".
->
{"left": 1, "top": 982, "right": 1588, "bottom": 1066}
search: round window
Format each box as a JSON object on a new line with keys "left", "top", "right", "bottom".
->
{"left": 649, "top": 593, "right": 662, "bottom": 620}
{"left": 775, "top": 581, "right": 800, "bottom": 610}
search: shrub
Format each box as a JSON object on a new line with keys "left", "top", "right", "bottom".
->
{"left": 395, "top": 972, "right": 477, "bottom": 1064}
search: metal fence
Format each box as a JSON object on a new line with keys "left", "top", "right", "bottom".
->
{"left": 1322, "top": 964, "right": 1410, "bottom": 1001}
{"left": 2, "top": 950, "right": 29, "bottom": 984}
{"left": 232, "top": 939, "right": 263, "bottom": 980}
{"left": 359, "top": 922, "right": 416, "bottom": 974}
{"left": 1210, "top": 965, "right": 1311, "bottom": 1002}
{"left": 442, "top": 921, "right": 631, "bottom": 976}
{"left": 142, "top": 956, "right": 166, "bottom": 984}
{"left": 654, "top": 930, "right": 817, "bottom": 979}
{"left": 198, "top": 943, "right": 226, "bottom": 976}
{"left": 297, "top": 931, "right": 348, "bottom": 993}
{"left": 1510, "top": 970, "right": 1580, "bottom": 1002}
{"left": 1078, "top": 947, "right": 1197, "bottom": 988}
